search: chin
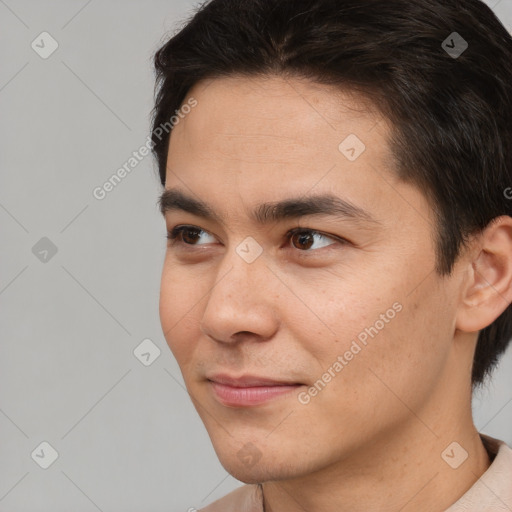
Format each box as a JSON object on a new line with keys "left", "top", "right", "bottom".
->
{"left": 224, "top": 467, "right": 269, "bottom": 484}
{"left": 219, "top": 459, "right": 289, "bottom": 484}
{"left": 214, "top": 446, "right": 318, "bottom": 484}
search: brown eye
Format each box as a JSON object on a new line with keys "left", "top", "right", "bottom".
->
{"left": 180, "top": 227, "right": 202, "bottom": 244}
{"left": 287, "top": 229, "right": 339, "bottom": 252}
{"left": 290, "top": 231, "right": 315, "bottom": 250}
{"left": 167, "top": 226, "right": 216, "bottom": 246}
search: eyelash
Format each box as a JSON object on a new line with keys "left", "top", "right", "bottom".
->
{"left": 166, "top": 225, "right": 347, "bottom": 254}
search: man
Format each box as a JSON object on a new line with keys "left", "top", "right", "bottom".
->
{"left": 152, "top": 0, "right": 512, "bottom": 510}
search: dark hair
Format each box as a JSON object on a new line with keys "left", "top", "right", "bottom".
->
{"left": 151, "top": 0, "right": 512, "bottom": 386}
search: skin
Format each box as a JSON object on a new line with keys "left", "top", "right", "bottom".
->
{"left": 159, "top": 75, "right": 512, "bottom": 511}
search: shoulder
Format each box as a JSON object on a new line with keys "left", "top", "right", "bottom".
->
{"left": 198, "top": 484, "right": 263, "bottom": 512}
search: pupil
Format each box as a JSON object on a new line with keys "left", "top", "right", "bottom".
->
{"left": 183, "top": 228, "right": 200, "bottom": 244}
{"left": 295, "top": 232, "right": 313, "bottom": 250}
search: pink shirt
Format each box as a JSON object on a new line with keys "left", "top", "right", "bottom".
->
{"left": 199, "top": 435, "right": 512, "bottom": 512}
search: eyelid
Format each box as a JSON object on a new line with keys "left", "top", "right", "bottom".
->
{"left": 166, "top": 224, "right": 348, "bottom": 252}
{"left": 167, "top": 225, "right": 217, "bottom": 246}
{"left": 286, "top": 227, "right": 346, "bottom": 250}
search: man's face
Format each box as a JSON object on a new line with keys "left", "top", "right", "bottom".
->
{"left": 159, "top": 75, "right": 464, "bottom": 482}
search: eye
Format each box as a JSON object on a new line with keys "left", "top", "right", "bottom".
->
{"left": 167, "top": 225, "right": 344, "bottom": 252}
{"left": 167, "top": 225, "right": 216, "bottom": 246}
{"left": 286, "top": 228, "right": 341, "bottom": 251}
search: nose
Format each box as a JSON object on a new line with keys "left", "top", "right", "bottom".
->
{"left": 199, "top": 248, "right": 280, "bottom": 345}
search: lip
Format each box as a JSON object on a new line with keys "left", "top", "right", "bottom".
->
{"left": 207, "top": 374, "right": 303, "bottom": 407}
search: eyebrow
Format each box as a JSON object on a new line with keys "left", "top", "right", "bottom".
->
{"left": 158, "top": 188, "right": 380, "bottom": 226}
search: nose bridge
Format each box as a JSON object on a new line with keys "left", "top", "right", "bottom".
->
{"left": 214, "top": 235, "right": 271, "bottom": 300}
{"left": 200, "top": 240, "right": 279, "bottom": 342}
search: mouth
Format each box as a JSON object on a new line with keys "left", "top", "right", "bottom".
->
{"left": 207, "top": 374, "right": 304, "bottom": 407}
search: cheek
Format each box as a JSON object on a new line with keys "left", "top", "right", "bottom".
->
{"left": 303, "top": 264, "right": 453, "bottom": 406}
{"left": 159, "top": 260, "right": 203, "bottom": 363}
{"left": 325, "top": 284, "right": 453, "bottom": 417}
{"left": 299, "top": 275, "right": 398, "bottom": 356}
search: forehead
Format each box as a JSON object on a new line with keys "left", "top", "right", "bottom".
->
{"left": 170, "top": 74, "right": 387, "bottom": 154}
{"left": 164, "top": 74, "right": 429, "bottom": 232}
{"left": 168, "top": 75, "right": 393, "bottom": 178}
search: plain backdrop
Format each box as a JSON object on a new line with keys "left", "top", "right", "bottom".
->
{"left": 0, "top": 1, "right": 511, "bottom": 510}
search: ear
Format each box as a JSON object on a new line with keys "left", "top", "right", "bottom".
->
{"left": 456, "top": 216, "right": 512, "bottom": 333}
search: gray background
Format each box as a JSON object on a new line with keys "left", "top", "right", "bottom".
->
{"left": 0, "top": 1, "right": 511, "bottom": 510}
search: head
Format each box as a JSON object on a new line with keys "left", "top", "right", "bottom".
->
{"left": 152, "top": 0, "right": 512, "bottom": 482}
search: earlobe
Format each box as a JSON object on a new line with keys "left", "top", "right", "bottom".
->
{"left": 456, "top": 216, "right": 512, "bottom": 333}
